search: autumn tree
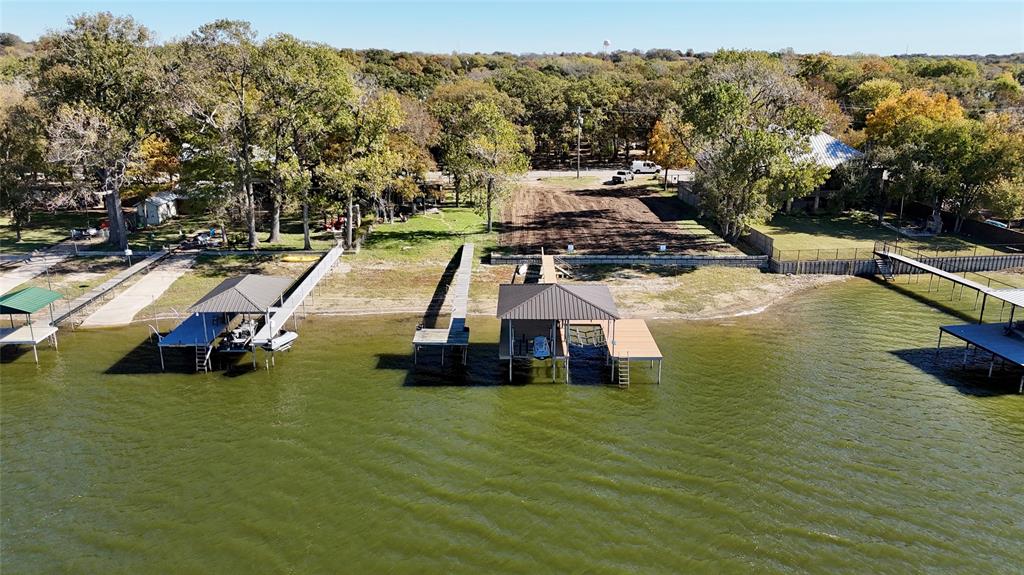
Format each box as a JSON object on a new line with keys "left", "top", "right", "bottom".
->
{"left": 924, "top": 115, "right": 1024, "bottom": 231}
{"left": 647, "top": 115, "right": 693, "bottom": 189}
{"left": 428, "top": 80, "right": 520, "bottom": 206}
{"left": 320, "top": 89, "right": 404, "bottom": 247}
{"left": 258, "top": 34, "right": 355, "bottom": 247}
{"left": 0, "top": 86, "right": 49, "bottom": 242}
{"left": 848, "top": 78, "right": 901, "bottom": 125}
{"left": 865, "top": 89, "right": 964, "bottom": 145}
{"left": 864, "top": 89, "right": 966, "bottom": 227}
{"left": 672, "top": 51, "right": 829, "bottom": 241}
{"left": 36, "top": 13, "right": 165, "bottom": 250}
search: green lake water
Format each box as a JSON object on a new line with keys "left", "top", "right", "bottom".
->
{"left": 2, "top": 278, "right": 1022, "bottom": 573}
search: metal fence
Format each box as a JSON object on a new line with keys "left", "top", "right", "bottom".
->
{"left": 773, "top": 241, "right": 1024, "bottom": 263}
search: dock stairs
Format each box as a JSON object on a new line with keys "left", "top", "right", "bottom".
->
{"left": 195, "top": 345, "right": 212, "bottom": 373}
{"left": 874, "top": 256, "right": 895, "bottom": 281}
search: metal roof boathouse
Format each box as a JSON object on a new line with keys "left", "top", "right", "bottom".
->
{"left": 155, "top": 274, "right": 293, "bottom": 372}
{"left": 496, "top": 267, "right": 662, "bottom": 386}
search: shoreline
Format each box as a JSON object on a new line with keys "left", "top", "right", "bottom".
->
{"left": 111, "top": 268, "right": 850, "bottom": 327}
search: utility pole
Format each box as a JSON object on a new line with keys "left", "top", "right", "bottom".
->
{"left": 576, "top": 106, "right": 582, "bottom": 179}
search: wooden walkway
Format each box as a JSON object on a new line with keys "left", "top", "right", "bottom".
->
{"left": 251, "top": 244, "right": 344, "bottom": 346}
{"left": 589, "top": 319, "right": 663, "bottom": 361}
{"left": 876, "top": 250, "right": 993, "bottom": 292}
{"left": 540, "top": 255, "right": 557, "bottom": 284}
{"left": 876, "top": 249, "right": 1024, "bottom": 310}
{"left": 413, "top": 244, "right": 474, "bottom": 363}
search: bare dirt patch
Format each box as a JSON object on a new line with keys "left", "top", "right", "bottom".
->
{"left": 502, "top": 175, "right": 739, "bottom": 255}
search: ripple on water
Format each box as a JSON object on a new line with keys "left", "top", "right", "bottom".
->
{"left": 2, "top": 278, "right": 1023, "bottom": 573}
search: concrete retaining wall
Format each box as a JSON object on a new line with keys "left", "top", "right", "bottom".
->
{"left": 491, "top": 253, "right": 768, "bottom": 268}
{"left": 743, "top": 228, "right": 775, "bottom": 256}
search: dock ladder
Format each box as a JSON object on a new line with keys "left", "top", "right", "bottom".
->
{"left": 617, "top": 354, "right": 631, "bottom": 388}
{"left": 874, "top": 256, "right": 895, "bottom": 281}
{"left": 195, "top": 345, "right": 212, "bottom": 373}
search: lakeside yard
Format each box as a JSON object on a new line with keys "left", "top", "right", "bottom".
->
{"left": 0, "top": 211, "right": 105, "bottom": 253}
{"left": 753, "top": 211, "right": 1008, "bottom": 261}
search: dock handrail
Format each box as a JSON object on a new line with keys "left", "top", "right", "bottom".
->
{"left": 251, "top": 244, "right": 344, "bottom": 345}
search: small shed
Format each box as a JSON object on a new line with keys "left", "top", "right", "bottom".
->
{"left": 137, "top": 192, "right": 180, "bottom": 227}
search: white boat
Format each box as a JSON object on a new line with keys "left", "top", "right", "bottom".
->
{"left": 533, "top": 336, "right": 550, "bottom": 359}
{"left": 261, "top": 331, "right": 299, "bottom": 352}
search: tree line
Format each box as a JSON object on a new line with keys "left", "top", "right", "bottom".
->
{"left": 2, "top": 15, "right": 1023, "bottom": 249}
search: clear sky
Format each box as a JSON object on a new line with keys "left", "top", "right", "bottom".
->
{"left": 2, "top": 1, "right": 1022, "bottom": 55}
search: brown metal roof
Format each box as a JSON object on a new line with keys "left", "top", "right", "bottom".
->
{"left": 188, "top": 275, "right": 293, "bottom": 314}
{"left": 496, "top": 284, "right": 619, "bottom": 320}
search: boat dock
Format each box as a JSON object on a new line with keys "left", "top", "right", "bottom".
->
{"left": 876, "top": 243, "right": 1024, "bottom": 392}
{"left": 413, "top": 243, "right": 474, "bottom": 365}
{"left": 0, "top": 287, "right": 64, "bottom": 363}
{"left": 154, "top": 244, "right": 343, "bottom": 372}
{"left": 496, "top": 256, "right": 662, "bottom": 386}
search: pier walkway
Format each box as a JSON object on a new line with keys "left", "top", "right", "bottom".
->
{"left": 413, "top": 243, "right": 474, "bottom": 365}
{"left": 876, "top": 244, "right": 1024, "bottom": 392}
{"left": 80, "top": 254, "right": 195, "bottom": 327}
{"left": 251, "top": 244, "right": 344, "bottom": 347}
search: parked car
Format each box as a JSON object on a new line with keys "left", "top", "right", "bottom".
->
{"left": 611, "top": 170, "right": 634, "bottom": 184}
{"left": 630, "top": 160, "right": 662, "bottom": 174}
{"left": 984, "top": 219, "right": 1009, "bottom": 229}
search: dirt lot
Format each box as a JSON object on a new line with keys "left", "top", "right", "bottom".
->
{"left": 501, "top": 171, "right": 740, "bottom": 255}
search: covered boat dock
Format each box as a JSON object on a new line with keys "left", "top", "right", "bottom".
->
{"left": 937, "top": 287, "right": 1024, "bottom": 393}
{"left": 0, "top": 287, "right": 63, "bottom": 363}
{"left": 496, "top": 282, "right": 662, "bottom": 385}
{"left": 155, "top": 274, "right": 293, "bottom": 372}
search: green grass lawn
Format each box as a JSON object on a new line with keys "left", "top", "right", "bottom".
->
{"left": 135, "top": 253, "right": 307, "bottom": 319}
{"left": 0, "top": 211, "right": 104, "bottom": 253}
{"left": 79, "top": 212, "right": 340, "bottom": 252}
{"left": 753, "top": 211, "right": 999, "bottom": 260}
{"left": 355, "top": 208, "right": 497, "bottom": 263}
{"left": 538, "top": 175, "right": 603, "bottom": 189}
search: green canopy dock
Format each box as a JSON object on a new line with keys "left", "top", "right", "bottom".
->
{"left": 0, "top": 286, "right": 63, "bottom": 363}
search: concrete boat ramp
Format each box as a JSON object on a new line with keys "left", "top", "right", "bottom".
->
{"left": 79, "top": 254, "right": 196, "bottom": 327}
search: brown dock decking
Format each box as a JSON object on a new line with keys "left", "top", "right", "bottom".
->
{"left": 579, "top": 319, "right": 663, "bottom": 361}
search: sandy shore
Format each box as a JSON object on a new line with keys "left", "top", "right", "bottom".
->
{"left": 297, "top": 263, "right": 849, "bottom": 322}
